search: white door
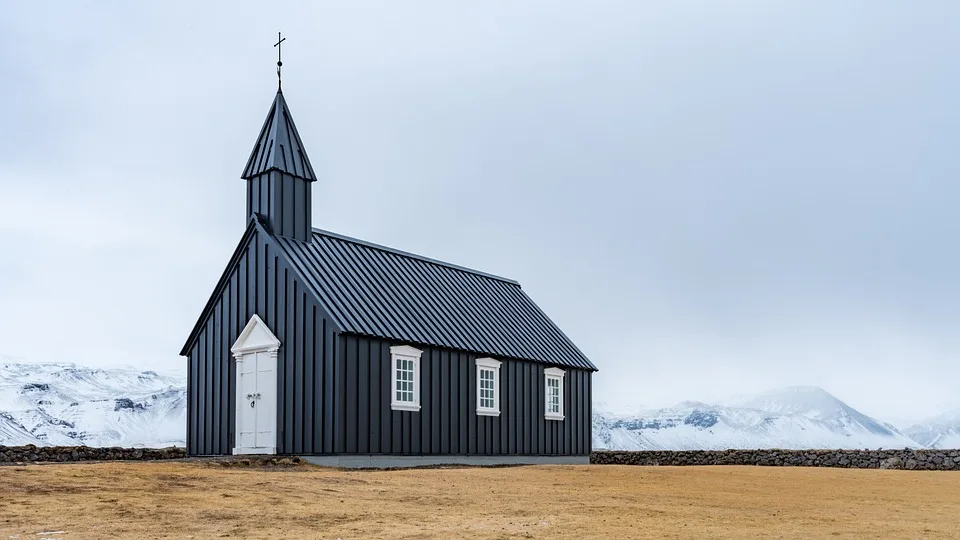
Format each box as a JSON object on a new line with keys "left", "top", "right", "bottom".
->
{"left": 234, "top": 350, "right": 277, "bottom": 454}
{"left": 253, "top": 351, "right": 276, "bottom": 449}
{"left": 237, "top": 354, "right": 259, "bottom": 450}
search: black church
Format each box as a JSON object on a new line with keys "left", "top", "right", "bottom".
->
{"left": 180, "top": 72, "right": 597, "bottom": 467}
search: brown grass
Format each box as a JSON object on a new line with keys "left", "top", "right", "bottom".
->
{"left": 1, "top": 461, "right": 958, "bottom": 539}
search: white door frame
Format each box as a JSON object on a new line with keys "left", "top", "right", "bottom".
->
{"left": 231, "top": 314, "right": 280, "bottom": 455}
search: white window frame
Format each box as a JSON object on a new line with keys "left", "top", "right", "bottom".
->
{"left": 475, "top": 357, "right": 502, "bottom": 416}
{"left": 390, "top": 345, "right": 422, "bottom": 412}
{"left": 544, "top": 367, "right": 565, "bottom": 421}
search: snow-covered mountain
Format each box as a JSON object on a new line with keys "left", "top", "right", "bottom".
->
{"left": 1, "top": 359, "right": 955, "bottom": 452}
{"left": 0, "top": 360, "right": 185, "bottom": 447}
{"left": 904, "top": 410, "right": 960, "bottom": 449}
{"left": 594, "top": 387, "right": 922, "bottom": 451}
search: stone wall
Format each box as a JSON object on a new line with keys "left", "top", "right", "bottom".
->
{"left": 6, "top": 445, "right": 959, "bottom": 470}
{"left": 591, "top": 449, "right": 960, "bottom": 470}
{"left": 0, "top": 445, "right": 186, "bottom": 464}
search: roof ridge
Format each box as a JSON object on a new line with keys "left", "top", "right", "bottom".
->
{"left": 310, "top": 228, "right": 520, "bottom": 286}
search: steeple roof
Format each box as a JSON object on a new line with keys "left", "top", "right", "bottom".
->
{"left": 241, "top": 90, "right": 317, "bottom": 181}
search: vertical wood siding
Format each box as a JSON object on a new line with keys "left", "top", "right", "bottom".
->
{"left": 185, "top": 229, "right": 338, "bottom": 455}
{"left": 246, "top": 171, "right": 312, "bottom": 242}
{"left": 334, "top": 335, "right": 592, "bottom": 456}
{"left": 186, "top": 230, "right": 593, "bottom": 457}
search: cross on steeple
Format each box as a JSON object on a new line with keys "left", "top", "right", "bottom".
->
{"left": 274, "top": 32, "right": 286, "bottom": 90}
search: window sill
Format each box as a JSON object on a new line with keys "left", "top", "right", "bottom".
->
{"left": 545, "top": 414, "right": 565, "bottom": 421}
{"left": 476, "top": 409, "right": 500, "bottom": 417}
{"left": 391, "top": 402, "right": 421, "bottom": 412}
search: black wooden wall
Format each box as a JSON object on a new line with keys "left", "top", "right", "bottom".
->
{"left": 333, "top": 334, "right": 592, "bottom": 456}
{"left": 246, "top": 170, "right": 312, "bottom": 242}
{"left": 185, "top": 225, "right": 338, "bottom": 456}
{"left": 186, "top": 224, "right": 593, "bottom": 457}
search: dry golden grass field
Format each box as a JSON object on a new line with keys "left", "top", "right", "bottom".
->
{"left": 1, "top": 460, "right": 959, "bottom": 539}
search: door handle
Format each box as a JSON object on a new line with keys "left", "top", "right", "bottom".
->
{"left": 246, "top": 393, "right": 253, "bottom": 399}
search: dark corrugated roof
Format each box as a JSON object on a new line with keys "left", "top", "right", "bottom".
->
{"left": 241, "top": 90, "right": 317, "bottom": 181}
{"left": 273, "top": 229, "right": 597, "bottom": 371}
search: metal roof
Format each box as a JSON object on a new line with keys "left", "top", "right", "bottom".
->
{"left": 241, "top": 90, "right": 317, "bottom": 181}
{"left": 273, "top": 229, "right": 597, "bottom": 371}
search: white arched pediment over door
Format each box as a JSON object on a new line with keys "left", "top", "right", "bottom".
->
{"left": 231, "top": 314, "right": 280, "bottom": 455}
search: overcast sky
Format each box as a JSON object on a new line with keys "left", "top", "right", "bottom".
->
{"left": 2, "top": 1, "right": 958, "bottom": 424}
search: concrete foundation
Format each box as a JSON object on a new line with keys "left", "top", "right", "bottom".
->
{"left": 301, "top": 454, "right": 590, "bottom": 469}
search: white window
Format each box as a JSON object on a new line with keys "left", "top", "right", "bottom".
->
{"left": 544, "top": 367, "right": 565, "bottom": 420}
{"left": 475, "top": 358, "right": 501, "bottom": 416}
{"left": 390, "top": 345, "right": 422, "bottom": 411}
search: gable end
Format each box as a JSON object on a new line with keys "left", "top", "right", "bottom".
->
{"left": 179, "top": 217, "right": 260, "bottom": 356}
{"left": 179, "top": 215, "right": 344, "bottom": 357}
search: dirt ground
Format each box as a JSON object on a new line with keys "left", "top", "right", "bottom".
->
{"left": 1, "top": 461, "right": 959, "bottom": 539}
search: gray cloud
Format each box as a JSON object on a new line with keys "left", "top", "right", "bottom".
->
{"left": 2, "top": 0, "right": 958, "bottom": 423}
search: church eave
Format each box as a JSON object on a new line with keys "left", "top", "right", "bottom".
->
{"left": 179, "top": 216, "right": 261, "bottom": 357}
{"left": 179, "top": 214, "right": 344, "bottom": 357}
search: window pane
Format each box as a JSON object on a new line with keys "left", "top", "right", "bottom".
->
{"left": 395, "top": 357, "right": 418, "bottom": 404}
{"left": 546, "top": 376, "right": 561, "bottom": 414}
{"left": 478, "top": 367, "right": 498, "bottom": 410}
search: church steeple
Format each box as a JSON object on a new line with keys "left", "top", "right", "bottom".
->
{"left": 242, "top": 90, "right": 316, "bottom": 182}
{"left": 242, "top": 89, "right": 316, "bottom": 242}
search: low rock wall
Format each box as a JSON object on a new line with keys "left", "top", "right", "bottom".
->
{"left": 6, "top": 445, "right": 959, "bottom": 470}
{"left": 0, "top": 445, "right": 186, "bottom": 463}
{"left": 591, "top": 449, "right": 960, "bottom": 470}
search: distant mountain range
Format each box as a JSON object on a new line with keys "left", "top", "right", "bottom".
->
{"left": 1, "top": 359, "right": 957, "bottom": 450}
{"left": 0, "top": 360, "right": 185, "bottom": 447}
{"left": 903, "top": 410, "right": 960, "bottom": 449}
{"left": 593, "top": 386, "right": 957, "bottom": 451}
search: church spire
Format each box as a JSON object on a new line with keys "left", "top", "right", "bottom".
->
{"left": 241, "top": 90, "right": 316, "bottom": 182}
{"left": 241, "top": 36, "right": 316, "bottom": 242}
